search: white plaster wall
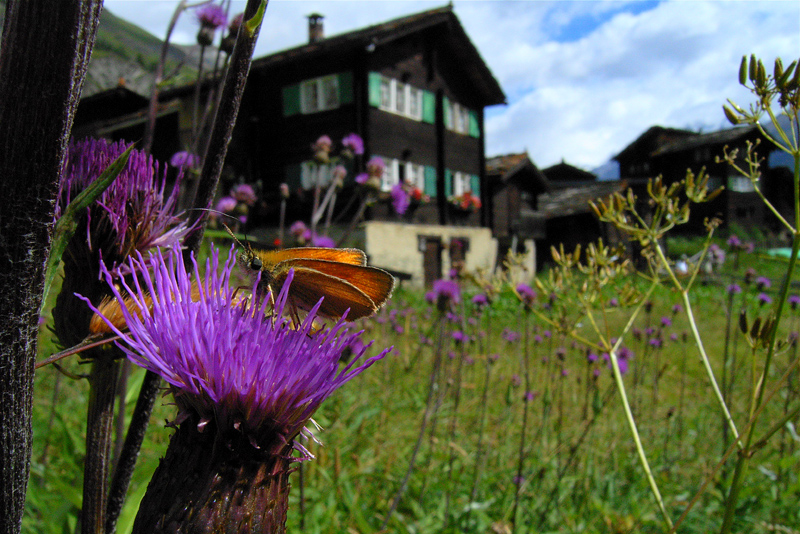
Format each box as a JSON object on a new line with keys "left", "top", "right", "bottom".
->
{"left": 363, "top": 221, "right": 500, "bottom": 287}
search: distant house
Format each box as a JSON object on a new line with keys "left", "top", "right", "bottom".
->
{"left": 485, "top": 154, "right": 627, "bottom": 270}
{"left": 75, "top": 6, "right": 508, "bottom": 287}
{"left": 615, "top": 124, "right": 785, "bottom": 231}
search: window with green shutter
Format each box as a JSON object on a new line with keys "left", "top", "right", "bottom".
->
{"left": 282, "top": 84, "right": 301, "bottom": 117}
{"left": 443, "top": 97, "right": 451, "bottom": 129}
{"left": 368, "top": 72, "right": 383, "bottom": 107}
{"left": 468, "top": 110, "right": 480, "bottom": 138}
{"left": 444, "top": 169, "right": 453, "bottom": 198}
{"left": 338, "top": 71, "right": 353, "bottom": 105}
{"left": 422, "top": 91, "right": 436, "bottom": 124}
{"left": 470, "top": 174, "right": 480, "bottom": 197}
{"left": 424, "top": 166, "right": 437, "bottom": 197}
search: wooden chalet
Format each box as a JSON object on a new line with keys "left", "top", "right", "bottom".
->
{"left": 615, "top": 124, "right": 784, "bottom": 232}
{"left": 76, "top": 5, "right": 507, "bottom": 286}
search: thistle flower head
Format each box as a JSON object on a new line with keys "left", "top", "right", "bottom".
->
{"left": 196, "top": 3, "right": 227, "bottom": 29}
{"left": 390, "top": 183, "right": 410, "bottom": 215}
{"left": 341, "top": 133, "right": 364, "bottom": 156}
{"left": 87, "top": 245, "right": 390, "bottom": 456}
{"left": 57, "top": 138, "right": 188, "bottom": 264}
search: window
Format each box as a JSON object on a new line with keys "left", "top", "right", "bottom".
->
{"left": 449, "top": 103, "right": 470, "bottom": 134}
{"left": 300, "top": 161, "right": 334, "bottom": 190}
{"left": 453, "top": 172, "right": 472, "bottom": 196}
{"left": 728, "top": 174, "right": 755, "bottom": 193}
{"left": 377, "top": 76, "right": 424, "bottom": 120}
{"left": 376, "top": 156, "right": 425, "bottom": 192}
{"left": 300, "top": 75, "right": 339, "bottom": 114}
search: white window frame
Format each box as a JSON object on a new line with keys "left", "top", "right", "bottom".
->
{"left": 377, "top": 157, "right": 425, "bottom": 192}
{"left": 300, "top": 161, "right": 334, "bottom": 190}
{"left": 452, "top": 171, "right": 472, "bottom": 196}
{"left": 450, "top": 103, "right": 470, "bottom": 134}
{"left": 377, "top": 76, "right": 423, "bottom": 121}
{"left": 300, "top": 75, "right": 339, "bottom": 114}
{"left": 727, "top": 174, "right": 756, "bottom": 193}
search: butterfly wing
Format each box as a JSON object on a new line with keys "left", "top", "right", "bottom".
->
{"left": 255, "top": 247, "right": 367, "bottom": 268}
{"left": 273, "top": 266, "right": 380, "bottom": 320}
{"left": 280, "top": 259, "right": 395, "bottom": 311}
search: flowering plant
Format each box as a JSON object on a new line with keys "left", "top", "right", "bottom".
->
{"left": 448, "top": 190, "right": 481, "bottom": 212}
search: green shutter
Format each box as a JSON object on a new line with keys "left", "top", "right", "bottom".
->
{"left": 468, "top": 110, "right": 480, "bottom": 138}
{"left": 470, "top": 174, "right": 480, "bottom": 197}
{"left": 368, "top": 72, "right": 383, "bottom": 107}
{"left": 338, "top": 71, "right": 353, "bottom": 105}
{"left": 285, "top": 163, "right": 302, "bottom": 191}
{"left": 424, "top": 166, "right": 437, "bottom": 197}
{"left": 444, "top": 169, "right": 453, "bottom": 198}
{"left": 443, "top": 97, "right": 451, "bottom": 129}
{"left": 282, "top": 84, "right": 301, "bottom": 117}
{"left": 422, "top": 90, "right": 436, "bottom": 124}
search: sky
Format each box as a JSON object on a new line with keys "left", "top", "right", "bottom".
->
{"left": 103, "top": 0, "right": 800, "bottom": 174}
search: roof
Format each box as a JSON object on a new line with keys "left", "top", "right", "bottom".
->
{"left": 250, "top": 5, "right": 506, "bottom": 107}
{"left": 614, "top": 126, "right": 697, "bottom": 161}
{"left": 536, "top": 181, "right": 627, "bottom": 219}
{"left": 486, "top": 152, "right": 550, "bottom": 194}
{"left": 542, "top": 161, "right": 596, "bottom": 186}
{"left": 651, "top": 124, "right": 759, "bottom": 156}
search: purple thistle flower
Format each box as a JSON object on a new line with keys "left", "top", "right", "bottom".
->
{"left": 758, "top": 293, "right": 772, "bottom": 305}
{"left": 516, "top": 283, "right": 536, "bottom": 308}
{"left": 196, "top": 3, "right": 227, "bottom": 29}
{"left": 471, "top": 293, "right": 488, "bottom": 307}
{"left": 215, "top": 196, "right": 237, "bottom": 213}
{"left": 672, "top": 303, "right": 683, "bottom": 314}
{"left": 661, "top": 316, "right": 672, "bottom": 327}
{"left": 452, "top": 331, "right": 468, "bottom": 344}
{"left": 727, "top": 283, "right": 743, "bottom": 295}
{"left": 390, "top": 183, "right": 410, "bottom": 215}
{"left": 289, "top": 220, "right": 307, "bottom": 236}
{"left": 231, "top": 183, "right": 257, "bottom": 206}
{"left": 533, "top": 334, "right": 543, "bottom": 344}
{"left": 756, "top": 276, "right": 771, "bottom": 290}
{"left": 543, "top": 330, "right": 551, "bottom": 339}
{"left": 341, "top": 133, "right": 364, "bottom": 156}
{"left": 789, "top": 295, "right": 800, "bottom": 310}
{"left": 502, "top": 328, "right": 520, "bottom": 343}
{"left": 587, "top": 352, "right": 599, "bottom": 362}
{"left": 670, "top": 333, "right": 679, "bottom": 342}
{"left": 310, "top": 234, "right": 335, "bottom": 248}
{"left": 649, "top": 338, "right": 662, "bottom": 348}
{"left": 524, "top": 391, "right": 537, "bottom": 402}
{"left": 169, "top": 150, "right": 200, "bottom": 170}
{"left": 608, "top": 297, "right": 619, "bottom": 307}
{"left": 430, "top": 279, "right": 461, "bottom": 311}
{"left": 57, "top": 138, "right": 188, "bottom": 267}
{"left": 87, "top": 245, "right": 390, "bottom": 450}
{"left": 727, "top": 235, "right": 741, "bottom": 248}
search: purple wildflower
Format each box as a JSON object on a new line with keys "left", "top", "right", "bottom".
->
{"left": 366, "top": 156, "right": 385, "bottom": 178}
{"left": 215, "top": 196, "right": 237, "bottom": 213}
{"left": 727, "top": 235, "right": 741, "bottom": 248}
{"left": 524, "top": 391, "right": 537, "bottom": 402}
{"left": 756, "top": 276, "right": 771, "bottom": 290}
{"left": 516, "top": 283, "right": 536, "bottom": 308}
{"left": 169, "top": 151, "right": 200, "bottom": 170}
{"left": 311, "top": 234, "right": 335, "bottom": 248}
{"left": 452, "top": 331, "right": 468, "bottom": 344}
{"left": 289, "top": 220, "right": 308, "bottom": 237}
{"left": 727, "top": 283, "right": 743, "bottom": 295}
{"left": 608, "top": 297, "right": 619, "bottom": 307}
{"left": 789, "top": 295, "right": 800, "bottom": 310}
{"left": 196, "top": 3, "right": 227, "bottom": 28}
{"left": 88, "top": 245, "right": 390, "bottom": 450}
{"left": 661, "top": 316, "right": 672, "bottom": 327}
{"left": 649, "top": 338, "right": 662, "bottom": 349}
{"left": 430, "top": 279, "right": 461, "bottom": 311}
{"left": 472, "top": 293, "right": 489, "bottom": 308}
{"left": 672, "top": 303, "right": 683, "bottom": 314}
{"left": 758, "top": 293, "right": 772, "bottom": 305}
{"left": 587, "top": 352, "right": 599, "bottom": 362}
{"left": 502, "top": 328, "right": 520, "bottom": 343}
{"left": 341, "top": 133, "right": 364, "bottom": 156}
{"left": 56, "top": 138, "right": 188, "bottom": 265}
{"left": 390, "top": 183, "right": 410, "bottom": 215}
{"left": 231, "top": 183, "right": 257, "bottom": 206}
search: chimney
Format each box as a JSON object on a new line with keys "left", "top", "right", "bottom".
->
{"left": 308, "top": 13, "right": 324, "bottom": 43}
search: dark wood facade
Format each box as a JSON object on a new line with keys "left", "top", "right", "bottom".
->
{"left": 614, "top": 124, "right": 780, "bottom": 232}
{"left": 179, "top": 6, "right": 503, "bottom": 230}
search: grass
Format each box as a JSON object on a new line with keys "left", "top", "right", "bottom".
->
{"left": 23, "top": 239, "right": 800, "bottom": 534}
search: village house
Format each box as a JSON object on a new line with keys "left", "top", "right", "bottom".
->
{"left": 75, "top": 5, "right": 507, "bottom": 287}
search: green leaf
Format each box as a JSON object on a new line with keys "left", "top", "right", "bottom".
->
{"left": 42, "top": 144, "right": 134, "bottom": 307}
{"left": 245, "top": 0, "right": 267, "bottom": 36}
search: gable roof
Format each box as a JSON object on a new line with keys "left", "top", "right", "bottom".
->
{"left": 614, "top": 125, "right": 696, "bottom": 161}
{"left": 536, "top": 181, "right": 627, "bottom": 219}
{"left": 251, "top": 5, "right": 506, "bottom": 107}
{"left": 651, "top": 124, "right": 759, "bottom": 156}
{"left": 486, "top": 152, "right": 550, "bottom": 194}
{"left": 542, "top": 161, "right": 596, "bottom": 187}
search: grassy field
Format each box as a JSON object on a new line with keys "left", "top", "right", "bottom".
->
{"left": 23, "top": 235, "right": 800, "bottom": 534}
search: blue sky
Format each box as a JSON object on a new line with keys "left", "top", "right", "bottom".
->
{"left": 104, "top": 0, "right": 800, "bottom": 173}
